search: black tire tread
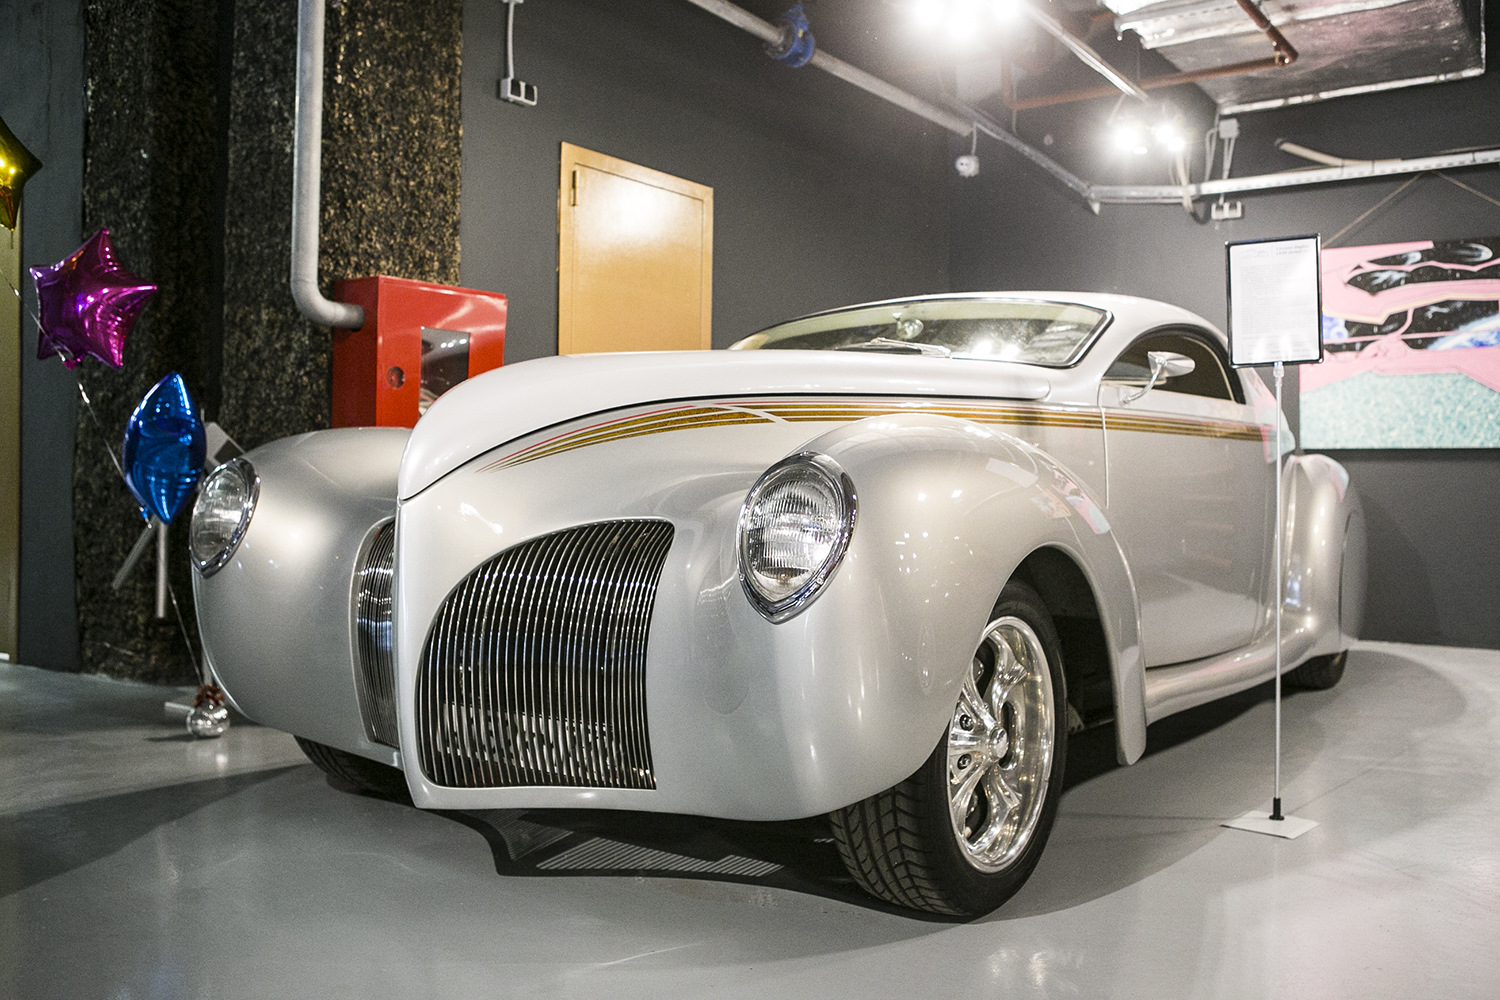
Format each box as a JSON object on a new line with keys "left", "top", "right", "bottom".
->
{"left": 829, "top": 771, "right": 964, "bottom": 915}
{"left": 295, "top": 736, "right": 410, "bottom": 801}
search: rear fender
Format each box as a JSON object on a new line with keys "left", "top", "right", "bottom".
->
{"left": 1283, "top": 453, "right": 1365, "bottom": 657}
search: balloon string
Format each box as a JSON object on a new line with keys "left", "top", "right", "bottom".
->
{"left": 166, "top": 579, "right": 205, "bottom": 686}
{"left": 75, "top": 379, "right": 128, "bottom": 481}
{"left": 3, "top": 270, "right": 44, "bottom": 330}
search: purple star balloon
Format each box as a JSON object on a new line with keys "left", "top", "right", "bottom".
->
{"left": 30, "top": 228, "right": 156, "bottom": 369}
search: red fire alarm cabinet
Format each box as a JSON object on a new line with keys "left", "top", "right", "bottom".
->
{"left": 332, "top": 275, "right": 507, "bottom": 428}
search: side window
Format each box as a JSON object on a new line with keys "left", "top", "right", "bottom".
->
{"left": 1104, "top": 329, "right": 1241, "bottom": 402}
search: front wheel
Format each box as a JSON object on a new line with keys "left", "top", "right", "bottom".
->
{"left": 829, "top": 580, "right": 1068, "bottom": 916}
{"left": 295, "top": 736, "right": 411, "bottom": 802}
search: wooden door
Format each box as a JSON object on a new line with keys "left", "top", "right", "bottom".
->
{"left": 558, "top": 143, "right": 712, "bottom": 354}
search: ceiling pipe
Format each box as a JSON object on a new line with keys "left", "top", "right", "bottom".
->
{"left": 1004, "top": 0, "right": 1297, "bottom": 111}
{"left": 1020, "top": 6, "right": 1149, "bottom": 103}
{"left": 946, "top": 97, "right": 1500, "bottom": 209}
{"left": 1276, "top": 139, "right": 1388, "bottom": 168}
{"left": 291, "top": 0, "right": 364, "bottom": 330}
{"left": 968, "top": 116, "right": 1093, "bottom": 200}
{"left": 680, "top": 0, "right": 973, "bottom": 136}
{"left": 1089, "top": 146, "right": 1500, "bottom": 205}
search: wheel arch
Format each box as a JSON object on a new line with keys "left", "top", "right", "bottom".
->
{"left": 1012, "top": 547, "right": 1116, "bottom": 734}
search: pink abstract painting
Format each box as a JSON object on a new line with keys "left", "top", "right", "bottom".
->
{"left": 1302, "top": 237, "right": 1500, "bottom": 448}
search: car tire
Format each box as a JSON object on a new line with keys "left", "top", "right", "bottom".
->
{"left": 828, "top": 579, "right": 1068, "bottom": 916}
{"left": 294, "top": 736, "right": 411, "bottom": 802}
{"left": 1285, "top": 649, "right": 1347, "bottom": 691}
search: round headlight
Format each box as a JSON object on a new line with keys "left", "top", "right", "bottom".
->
{"left": 738, "top": 452, "right": 856, "bottom": 622}
{"left": 190, "top": 458, "right": 258, "bottom": 576}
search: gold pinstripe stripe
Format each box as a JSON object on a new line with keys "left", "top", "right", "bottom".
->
{"left": 756, "top": 400, "right": 1103, "bottom": 429}
{"left": 1103, "top": 413, "right": 1265, "bottom": 441}
{"left": 481, "top": 397, "right": 1267, "bottom": 470}
{"left": 751, "top": 399, "right": 1261, "bottom": 440}
{"left": 482, "top": 406, "right": 774, "bottom": 471}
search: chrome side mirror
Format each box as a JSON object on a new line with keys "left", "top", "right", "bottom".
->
{"left": 1121, "top": 351, "right": 1195, "bottom": 404}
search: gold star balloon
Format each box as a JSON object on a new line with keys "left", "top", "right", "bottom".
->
{"left": 0, "top": 113, "right": 43, "bottom": 231}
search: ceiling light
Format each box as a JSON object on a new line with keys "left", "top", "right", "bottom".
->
{"left": 990, "top": 0, "right": 1025, "bottom": 26}
{"left": 1110, "top": 120, "right": 1149, "bottom": 156}
{"left": 1152, "top": 121, "right": 1186, "bottom": 153}
{"left": 909, "top": 0, "right": 945, "bottom": 30}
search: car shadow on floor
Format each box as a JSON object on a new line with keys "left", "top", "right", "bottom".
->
{"left": 408, "top": 677, "right": 1304, "bottom": 923}
{"left": 0, "top": 766, "right": 302, "bottom": 897}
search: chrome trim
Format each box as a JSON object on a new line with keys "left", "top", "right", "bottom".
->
{"left": 353, "top": 520, "right": 398, "bottom": 747}
{"left": 738, "top": 452, "right": 857, "bottom": 624}
{"left": 947, "top": 615, "right": 1055, "bottom": 873}
{"left": 416, "top": 520, "right": 673, "bottom": 789}
{"left": 190, "top": 458, "right": 260, "bottom": 578}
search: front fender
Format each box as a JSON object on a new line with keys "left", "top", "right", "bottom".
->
{"left": 192, "top": 428, "right": 409, "bottom": 765}
{"left": 761, "top": 412, "right": 1145, "bottom": 807}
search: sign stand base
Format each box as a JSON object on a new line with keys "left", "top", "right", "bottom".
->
{"left": 1223, "top": 810, "right": 1319, "bottom": 840}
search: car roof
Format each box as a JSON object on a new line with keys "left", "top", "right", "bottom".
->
{"left": 754, "top": 291, "right": 1223, "bottom": 343}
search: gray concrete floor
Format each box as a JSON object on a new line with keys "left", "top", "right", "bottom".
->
{"left": 2, "top": 641, "right": 1497, "bottom": 999}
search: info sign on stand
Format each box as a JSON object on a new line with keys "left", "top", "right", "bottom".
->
{"left": 1223, "top": 234, "right": 1323, "bottom": 841}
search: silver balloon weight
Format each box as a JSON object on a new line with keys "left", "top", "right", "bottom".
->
{"left": 187, "top": 683, "right": 230, "bottom": 739}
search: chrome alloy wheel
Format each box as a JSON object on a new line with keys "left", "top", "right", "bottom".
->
{"left": 946, "top": 615, "right": 1055, "bottom": 873}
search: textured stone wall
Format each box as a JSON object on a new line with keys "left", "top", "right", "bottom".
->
{"left": 76, "top": 0, "right": 462, "bottom": 681}
{"left": 75, "top": 0, "right": 224, "bottom": 681}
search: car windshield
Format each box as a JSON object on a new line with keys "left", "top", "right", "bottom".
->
{"left": 730, "top": 298, "right": 1110, "bottom": 367}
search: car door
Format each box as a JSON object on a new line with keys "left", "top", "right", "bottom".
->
{"left": 1098, "top": 328, "right": 1275, "bottom": 666}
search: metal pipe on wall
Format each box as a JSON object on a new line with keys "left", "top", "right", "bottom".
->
{"left": 291, "top": 0, "right": 364, "bottom": 330}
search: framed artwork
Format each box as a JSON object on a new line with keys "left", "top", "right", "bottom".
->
{"left": 1301, "top": 236, "right": 1500, "bottom": 449}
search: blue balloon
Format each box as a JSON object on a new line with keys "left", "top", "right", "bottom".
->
{"left": 122, "top": 372, "right": 206, "bottom": 523}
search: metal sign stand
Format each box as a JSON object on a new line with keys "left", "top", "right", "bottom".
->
{"left": 1222, "top": 361, "right": 1317, "bottom": 840}
{"left": 1221, "top": 234, "right": 1325, "bottom": 841}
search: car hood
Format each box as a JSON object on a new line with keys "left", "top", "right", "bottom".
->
{"left": 399, "top": 350, "right": 1052, "bottom": 499}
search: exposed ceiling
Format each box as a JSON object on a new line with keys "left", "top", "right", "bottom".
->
{"left": 710, "top": 0, "right": 1495, "bottom": 208}
{"left": 734, "top": 0, "right": 1487, "bottom": 115}
{"left": 1109, "top": 0, "right": 1486, "bottom": 112}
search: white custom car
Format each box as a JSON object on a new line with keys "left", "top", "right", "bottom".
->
{"left": 191, "top": 292, "right": 1364, "bottom": 916}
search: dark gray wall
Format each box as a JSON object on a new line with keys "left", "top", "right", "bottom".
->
{"left": 458, "top": 0, "right": 952, "bottom": 360}
{"left": 3, "top": 0, "right": 83, "bottom": 671}
{"left": 950, "top": 36, "right": 1500, "bottom": 649}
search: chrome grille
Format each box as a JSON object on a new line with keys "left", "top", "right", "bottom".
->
{"left": 416, "top": 520, "right": 673, "bottom": 789}
{"left": 353, "top": 521, "right": 398, "bottom": 747}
